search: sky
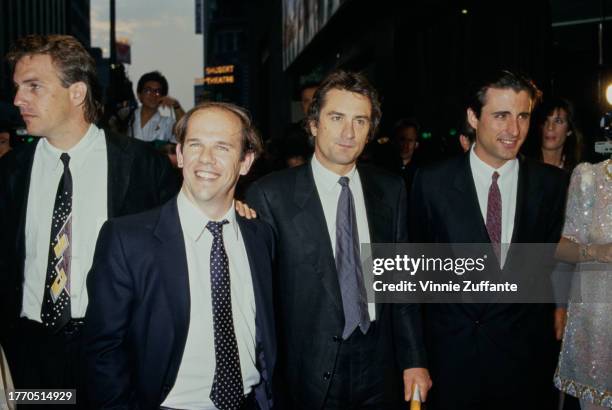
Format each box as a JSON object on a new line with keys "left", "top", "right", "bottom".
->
{"left": 91, "top": 0, "right": 203, "bottom": 110}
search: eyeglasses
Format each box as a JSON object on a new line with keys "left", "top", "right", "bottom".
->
{"left": 142, "top": 87, "right": 163, "bottom": 96}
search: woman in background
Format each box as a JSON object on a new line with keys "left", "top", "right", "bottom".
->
{"left": 537, "top": 97, "right": 583, "bottom": 172}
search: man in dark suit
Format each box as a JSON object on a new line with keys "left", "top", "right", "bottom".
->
{"left": 0, "top": 34, "right": 178, "bottom": 407}
{"left": 85, "top": 102, "right": 276, "bottom": 410}
{"left": 246, "top": 70, "right": 430, "bottom": 409}
{"left": 410, "top": 70, "right": 568, "bottom": 410}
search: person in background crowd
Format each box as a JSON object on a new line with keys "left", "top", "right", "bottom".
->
{"left": 537, "top": 97, "right": 583, "bottom": 172}
{"left": 128, "top": 71, "right": 185, "bottom": 143}
{"left": 0, "top": 34, "right": 178, "bottom": 408}
{"left": 0, "top": 123, "right": 12, "bottom": 157}
{"left": 101, "top": 63, "right": 138, "bottom": 135}
{"left": 85, "top": 102, "right": 276, "bottom": 410}
{"left": 246, "top": 70, "right": 431, "bottom": 409}
{"left": 392, "top": 118, "right": 421, "bottom": 190}
{"left": 410, "top": 69, "right": 568, "bottom": 410}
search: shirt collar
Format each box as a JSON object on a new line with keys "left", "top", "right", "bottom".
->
{"left": 469, "top": 144, "right": 518, "bottom": 179}
{"left": 311, "top": 153, "right": 358, "bottom": 193}
{"left": 177, "top": 190, "right": 240, "bottom": 242}
{"left": 40, "top": 123, "right": 103, "bottom": 171}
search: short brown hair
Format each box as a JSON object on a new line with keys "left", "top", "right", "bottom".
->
{"left": 306, "top": 70, "right": 382, "bottom": 140}
{"left": 174, "top": 102, "right": 263, "bottom": 160}
{"left": 7, "top": 34, "right": 103, "bottom": 124}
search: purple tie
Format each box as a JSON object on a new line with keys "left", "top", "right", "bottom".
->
{"left": 486, "top": 171, "right": 502, "bottom": 258}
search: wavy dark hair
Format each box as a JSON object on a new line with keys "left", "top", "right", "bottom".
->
{"left": 7, "top": 34, "right": 103, "bottom": 123}
{"left": 306, "top": 70, "right": 381, "bottom": 141}
{"left": 536, "top": 97, "right": 583, "bottom": 172}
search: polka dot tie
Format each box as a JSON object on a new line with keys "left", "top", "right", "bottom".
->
{"left": 41, "top": 153, "right": 72, "bottom": 332}
{"left": 206, "top": 220, "right": 245, "bottom": 410}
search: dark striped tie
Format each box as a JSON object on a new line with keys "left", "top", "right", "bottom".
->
{"left": 336, "top": 176, "right": 370, "bottom": 340}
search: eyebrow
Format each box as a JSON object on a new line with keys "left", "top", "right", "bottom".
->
{"left": 327, "top": 111, "right": 370, "bottom": 120}
{"left": 14, "top": 77, "right": 41, "bottom": 86}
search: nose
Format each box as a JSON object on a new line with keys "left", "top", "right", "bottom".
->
{"left": 507, "top": 117, "right": 520, "bottom": 137}
{"left": 342, "top": 120, "right": 356, "bottom": 140}
{"left": 545, "top": 120, "right": 554, "bottom": 131}
{"left": 14, "top": 87, "right": 26, "bottom": 108}
{"left": 198, "top": 145, "right": 216, "bottom": 165}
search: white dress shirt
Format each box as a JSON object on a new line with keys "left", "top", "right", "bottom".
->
{"left": 129, "top": 106, "right": 176, "bottom": 143}
{"left": 162, "top": 192, "right": 259, "bottom": 410}
{"left": 469, "top": 145, "right": 519, "bottom": 266}
{"left": 311, "top": 154, "right": 376, "bottom": 321}
{"left": 22, "top": 124, "right": 108, "bottom": 320}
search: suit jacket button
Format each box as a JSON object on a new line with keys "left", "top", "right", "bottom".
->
{"left": 323, "top": 371, "right": 331, "bottom": 380}
{"left": 332, "top": 335, "right": 341, "bottom": 342}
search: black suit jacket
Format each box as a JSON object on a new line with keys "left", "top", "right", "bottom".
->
{"left": 246, "top": 162, "right": 426, "bottom": 408}
{"left": 84, "top": 198, "right": 276, "bottom": 410}
{"left": 0, "top": 130, "right": 179, "bottom": 352}
{"left": 409, "top": 153, "right": 569, "bottom": 409}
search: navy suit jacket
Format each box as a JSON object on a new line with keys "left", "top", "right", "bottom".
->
{"left": 84, "top": 198, "right": 276, "bottom": 410}
{"left": 246, "top": 162, "right": 426, "bottom": 408}
{"left": 409, "top": 153, "right": 569, "bottom": 409}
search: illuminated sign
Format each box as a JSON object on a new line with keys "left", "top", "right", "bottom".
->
{"left": 205, "top": 65, "right": 234, "bottom": 75}
{"left": 202, "top": 65, "right": 236, "bottom": 86}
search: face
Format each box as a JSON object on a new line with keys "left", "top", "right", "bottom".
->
{"left": 310, "top": 88, "right": 371, "bottom": 175}
{"left": 13, "top": 54, "right": 82, "bottom": 139}
{"left": 301, "top": 86, "right": 317, "bottom": 116}
{"left": 468, "top": 87, "right": 532, "bottom": 168}
{"left": 0, "top": 132, "right": 10, "bottom": 157}
{"left": 541, "top": 108, "right": 571, "bottom": 151}
{"left": 396, "top": 126, "right": 419, "bottom": 161}
{"left": 138, "top": 80, "right": 164, "bottom": 110}
{"left": 177, "top": 108, "right": 254, "bottom": 215}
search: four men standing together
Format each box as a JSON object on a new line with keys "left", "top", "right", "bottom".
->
{"left": 0, "top": 34, "right": 566, "bottom": 410}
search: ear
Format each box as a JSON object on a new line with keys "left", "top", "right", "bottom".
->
{"left": 176, "top": 143, "right": 184, "bottom": 168}
{"left": 309, "top": 119, "right": 318, "bottom": 138}
{"left": 239, "top": 151, "right": 255, "bottom": 176}
{"left": 467, "top": 108, "right": 479, "bottom": 132}
{"left": 69, "top": 81, "right": 87, "bottom": 107}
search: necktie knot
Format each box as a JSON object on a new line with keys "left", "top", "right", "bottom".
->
{"left": 492, "top": 171, "right": 500, "bottom": 183}
{"left": 338, "top": 176, "right": 350, "bottom": 188}
{"left": 60, "top": 153, "right": 70, "bottom": 168}
{"left": 206, "top": 220, "right": 228, "bottom": 238}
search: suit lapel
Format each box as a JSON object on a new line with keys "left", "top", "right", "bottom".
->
{"left": 105, "top": 131, "right": 133, "bottom": 218}
{"left": 236, "top": 216, "right": 275, "bottom": 386}
{"left": 453, "top": 154, "right": 491, "bottom": 243}
{"left": 357, "top": 165, "right": 393, "bottom": 244}
{"left": 152, "top": 198, "right": 190, "bottom": 381}
{"left": 292, "top": 165, "right": 342, "bottom": 312}
{"left": 357, "top": 166, "right": 394, "bottom": 318}
{"left": 14, "top": 140, "right": 39, "bottom": 263}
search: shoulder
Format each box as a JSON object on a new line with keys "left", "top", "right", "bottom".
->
{"left": 104, "top": 129, "right": 168, "bottom": 164}
{"left": 415, "top": 155, "right": 466, "bottom": 183}
{"left": 249, "top": 163, "right": 308, "bottom": 194}
{"left": 357, "top": 162, "right": 404, "bottom": 186}
{"left": 521, "top": 156, "right": 568, "bottom": 187}
{"left": 0, "top": 139, "right": 38, "bottom": 171}
{"left": 236, "top": 215, "right": 275, "bottom": 248}
{"left": 101, "top": 204, "right": 163, "bottom": 240}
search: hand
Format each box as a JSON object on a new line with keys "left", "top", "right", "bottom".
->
{"left": 554, "top": 307, "right": 567, "bottom": 341}
{"left": 235, "top": 200, "right": 257, "bottom": 219}
{"left": 403, "top": 367, "right": 432, "bottom": 402}
{"left": 159, "top": 96, "right": 181, "bottom": 110}
{"left": 592, "top": 243, "right": 612, "bottom": 263}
